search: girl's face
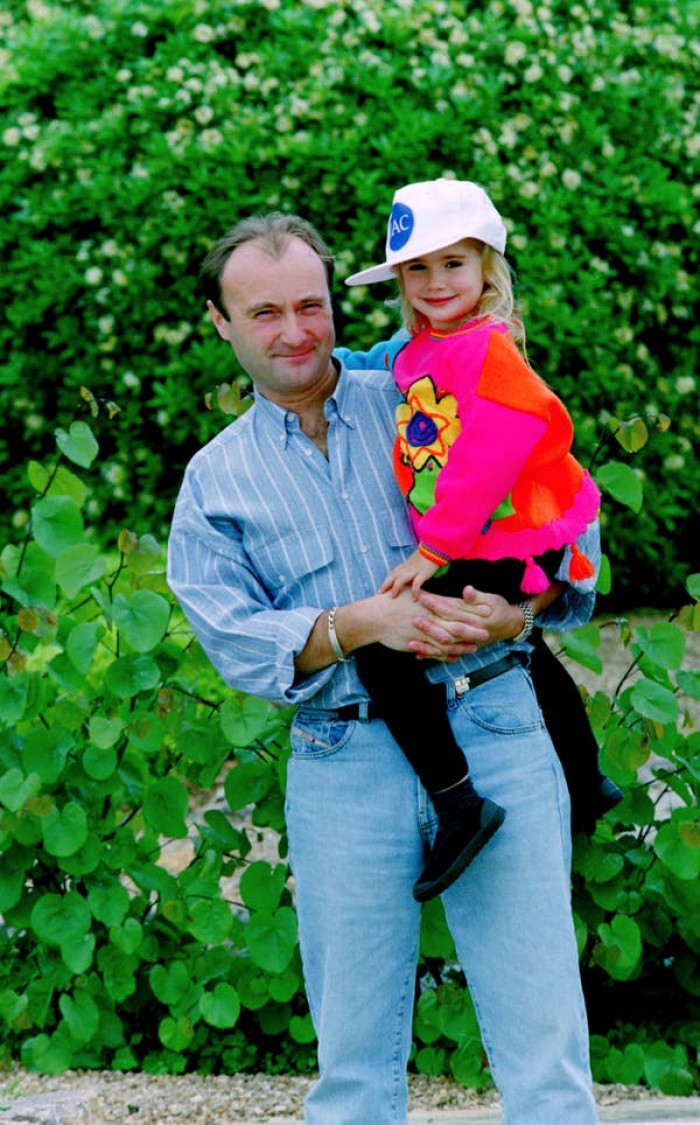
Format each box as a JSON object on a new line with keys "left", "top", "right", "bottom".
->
{"left": 399, "top": 238, "right": 484, "bottom": 331}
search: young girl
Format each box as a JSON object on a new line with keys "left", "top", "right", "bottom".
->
{"left": 342, "top": 178, "right": 621, "bottom": 902}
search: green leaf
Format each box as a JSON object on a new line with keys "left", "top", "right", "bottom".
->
{"left": 224, "top": 759, "right": 272, "bottom": 810}
{"left": 0, "top": 768, "right": 42, "bottom": 812}
{"left": 220, "top": 695, "right": 271, "bottom": 745}
{"left": 633, "top": 623, "right": 686, "bottom": 670}
{"left": 88, "top": 715, "right": 125, "bottom": 749}
{"left": 55, "top": 421, "right": 99, "bottom": 468}
{"left": 188, "top": 899, "right": 232, "bottom": 944}
{"left": 676, "top": 669, "right": 700, "bottom": 701}
{"left": 605, "top": 1043, "right": 645, "bottom": 1085}
{"left": 419, "top": 896, "right": 457, "bottom": 960}
{"left": 0, "top": 863, "right": 25, "bottom": 913}
{"left": 267, "top": 968, "right": 301, "bottom": 1003}
{"left": 31, "top": 892, "right": 91, "bottom": 946}
{"left": 66, "top": 621, "right": 105, "bottom": 674}
{"left": 109, "top": 918, "right": 143, "bottom": 956}
{"left": 559, "top": 625, "right": 602, "bottom": 674}
{"left": 603, "top": 727, "right": 650, "bottom": 773}
{"left": 105, "top": 654, "right": 160, "bottom": 698}
{"left": 643, "top": 1042, "right": 694, "bottom": 1096}
{"left": 112, "top": 590, "right": 170, "bottom": 653}
{"left": 595, "top": 461, "right": 643, "bottom": 512}
{"left": 199, "top": 982, "right": 241, "bottom": 1029}
{"left": 653, "top": 813, "right": 700, "bottom": 881}
{"left": 41, "top": 802, "right": 89, "bottom": 857}
{"left": 686, "top": 573, "right": 700, "bottom": 600}
{"left": 31, "top": 496, "right": 84, "bottom": 557}
{"left": 245, "top": 906, "right": 298, "bottom": 972}
{"left": 150, "top": 963, "right": 194, "bottom": 1008}
{"left": 83, "top": 743, "right": 117, "bottom": 780}
{"left": 59, "top": 991, "right": 100, "bottom": 1045}
{"left": 289, "top": 1013, "right": 316, "bottom": 1044}
{"left": 239, "top": 861, "right": 287, "bottom": 913}
{"left": 0, "top": 671, "right": 29, "bottom": 726}
{"left": 28, "top": 461, "right": 88, "bottom": 507}
{"left": 143, "top": 776, "right": 189, "bottom": 838}
{"left": 596, "top": 553, "right": 612, "bottom": 595}
{"left": 23, "top": 725, "right": 74, "bottom": 783}
{"left": 236, "top": 970, "right": 270, "bottom": 1011}
{"left": 595, "top": 914, "right": 642, "bottom": 980}
{"left": 88, "top": 883, "right": 130, "bottom": 928}
{"left": 21, "top": 1030, "right": 74, "bottom": 1076}
{"left": 615, "top": 416, "right": 648, "bottom": 453}
{"left": 629, "top": 678, "right": 679, "bottom": 725}
{"left": 55, "top": 544, "right": 107, "bottom": 599}
{"left": 96, "top": 946, "right": 138, "bottom": 1002}
{"left": 158, "top": 1015, "right": 194, "bottom": 1052}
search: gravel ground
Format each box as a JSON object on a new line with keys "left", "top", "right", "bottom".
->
{"left": 0, "top": 1068, "right": 682, "bottom": 1124}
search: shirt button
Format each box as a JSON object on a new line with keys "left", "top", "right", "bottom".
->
{"left": 360, "top": 545, "right": 368, "bottom": 554}
{"left": 304, "top": 447, "right": 313, "bottom": 456}
{"left": 278, "top": 574, "right": 286, "bottom": 582}
{"left": 341, "top": 492, "right": 349, "bottom": 501}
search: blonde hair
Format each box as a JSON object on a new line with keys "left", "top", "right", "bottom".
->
{"left": 394, "top": 242, "right": 525, "bottom": 351}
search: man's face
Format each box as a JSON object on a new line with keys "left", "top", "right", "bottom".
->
{"left": 209, "top": 237, "right": 336, "bottom": 405}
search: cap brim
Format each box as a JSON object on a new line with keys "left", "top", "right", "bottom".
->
{"left": 345, "top": 262, "right": 398, "bottom": 286}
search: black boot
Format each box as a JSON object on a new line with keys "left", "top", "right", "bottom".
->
{"left": 572, "top": 771, "right": 624, "bottom": 835}
{"left": 413, "top": 778, "right": 506, "bottom": 903}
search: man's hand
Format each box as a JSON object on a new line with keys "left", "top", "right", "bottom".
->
{"left": 379, "top": 549, "right": 440, "bottom": 600}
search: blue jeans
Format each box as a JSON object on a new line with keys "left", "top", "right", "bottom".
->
{"left": 286, "top": 664, "right": 598, "bottom": 1125}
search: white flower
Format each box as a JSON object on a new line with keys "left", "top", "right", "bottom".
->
{"left": 123, "top": 371, "right": 141, "bottom": 389}
{"left": 84, "top": 267, "right": 103, "bottom": 286}
{"left": 562, "top": 169, "right": 582, "bottom": 190}
{"left": 98, "top": 316, "right": 114, "bottom": 335}
{"left": 130, "top": 21, "right": 148, "bottom": 37}
{"left": 167, "top": 66, "right": 185, "bottom": 83}
{"left": 2, "top": 127, "right": 21, "bottom": 146}
{"left": 504, "top": 42, "right": 527, "bottom": 66}
{"left": 194, "top": 105, "right": 214, "bottom": 125}
{"left": 112, "top": 270, "right": 129, "bottom": 287}
{"left": 675, "top": 376, "right": 695, "bottom": 395}
{"left": 116, "top": 68, "right": 132, "bottom": 83}
{"left": 663, "top": 454, "right": 685, "bottom": 471}
{"left": 193, "top": 23, "right": 215, "bottom": 42}
{"left": 101, "top": 240, "right": 119, "bottom": 257}
{"left": 524, "top": 63, "right": 543, "bottom": 82}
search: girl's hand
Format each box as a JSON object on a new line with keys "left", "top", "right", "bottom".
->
{"left": 379, "top": 549, "right": 440, "bottom": 600}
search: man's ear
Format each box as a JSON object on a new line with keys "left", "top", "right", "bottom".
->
{"left": 207, "top": 299, "right": 231, "bottom": 342}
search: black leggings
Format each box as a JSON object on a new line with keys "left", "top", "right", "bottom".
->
{"left": 354, "top": 555, "right": 600, "bottom": 802}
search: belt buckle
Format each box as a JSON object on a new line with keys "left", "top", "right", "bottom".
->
{"left": 454, "top": 674, "right": 471, "bottom": 696}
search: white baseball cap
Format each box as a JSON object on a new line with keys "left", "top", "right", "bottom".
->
{"left": 345, "top": 178, "right": 507, "bottom": 286}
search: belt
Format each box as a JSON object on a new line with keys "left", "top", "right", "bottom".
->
{"left": 330, "top": 651, "right": 527, "bottom": 723}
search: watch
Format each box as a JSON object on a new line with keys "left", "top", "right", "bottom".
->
{"left": 512, "top": 599, "right": 535, "bottom": 643}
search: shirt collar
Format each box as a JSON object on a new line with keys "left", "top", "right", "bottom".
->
{"left": 252, "top": 360, "right": 355, "bottom": 448}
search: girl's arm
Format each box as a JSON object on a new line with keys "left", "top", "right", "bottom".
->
{"left": 334, "top": 329, "right": 410, "bottom": 372}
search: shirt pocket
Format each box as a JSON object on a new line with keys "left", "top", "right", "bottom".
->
{"left": 244, "top": 524, "right": 334, "bottom": 605}
{"left": 380, "top": 508, "right": 416, "bottom": 555}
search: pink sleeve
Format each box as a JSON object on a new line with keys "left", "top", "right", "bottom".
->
{"left": 416, "top": 370, "right": 547, "bottom": 562}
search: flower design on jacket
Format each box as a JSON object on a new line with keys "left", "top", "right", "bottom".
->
{"left": 395, "top": 376, "right": 460, "bottom": 471}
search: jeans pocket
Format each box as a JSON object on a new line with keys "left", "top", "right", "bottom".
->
{"left": 290, "top": 711, "right": 355, "bottom": 760}
{"left": 458, "top": 666, "right": 544, "bottom": 735}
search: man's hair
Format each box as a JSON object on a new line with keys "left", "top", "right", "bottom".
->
{"left": 199, "top": 212, "right": 335, "bottom": 319}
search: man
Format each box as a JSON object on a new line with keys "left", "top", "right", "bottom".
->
{"left": 167, "top": 213, "right": 599, "bottom": 1124}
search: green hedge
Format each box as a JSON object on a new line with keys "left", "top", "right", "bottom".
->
{"left": 0, "top": 0, "right": 696, "bottom": 608}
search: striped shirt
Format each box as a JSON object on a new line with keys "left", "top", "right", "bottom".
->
{"left": 167, "top": 362, "right": 599, "bottom": 709}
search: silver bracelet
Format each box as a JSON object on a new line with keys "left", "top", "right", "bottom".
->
{"left": 327, "top": 606, "right": 348, "bottom": 662}
{"left": 512, "top": 599, "right": 535, "bottom": 643}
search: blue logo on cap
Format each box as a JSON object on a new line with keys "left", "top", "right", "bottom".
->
{"left": 388, "top": 202, "right": 413, "bottom": 251}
